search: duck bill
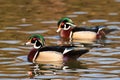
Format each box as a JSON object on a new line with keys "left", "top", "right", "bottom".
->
{"left": 56, "top": 22, "right": 63, "bottom": 32}
{"left": 56, "top": 28, "right": 62, "bottom": 32}
{"left": 25, "top": 41, "right": 31, "bottom": 45}
{"left": 25, "top": 40, "right": 32, "bottom": 45}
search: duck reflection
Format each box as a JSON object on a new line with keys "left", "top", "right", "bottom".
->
{"left": 58, "top": 37, "right": 106, "bottom": 48}
{"left": 28, "top": 59, "right": 87, "bottom": 79}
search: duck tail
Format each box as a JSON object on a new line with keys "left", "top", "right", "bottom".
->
{"left": 63, "top": 48, "right": 89, "bottom": 59}
{"left": 103, "top": 28, "right": 118, "bottom": 34}
{"left": 97, "top": 25, "right": 118, "bottom": 35}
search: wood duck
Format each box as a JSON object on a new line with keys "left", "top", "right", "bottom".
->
{"left": 56, "top": 17, "right": 117, "bottom": 43}
{"left": 25, "top": 34, "right": 89, "bottom": 62}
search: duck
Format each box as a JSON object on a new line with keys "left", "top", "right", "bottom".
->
{"left": 56, "top": 17, "right": 117, "bottom": 43}
{"left": 25, "top": 34, "right": 89, "bottom": 62}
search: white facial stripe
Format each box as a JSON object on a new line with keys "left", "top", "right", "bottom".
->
{"left": 66, "top": 22, "right": 76, "bottom": 27}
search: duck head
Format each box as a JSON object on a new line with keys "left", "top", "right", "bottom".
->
{"left": 25, "top": 34, "right": 45, "bottom": 49}
{"left": 56, "top": 17, "right": 76, "bottom": 38}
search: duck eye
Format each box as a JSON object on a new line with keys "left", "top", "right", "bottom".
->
{"left": 61, "top": 25, "right": 64, "bottom": 28}
{"left": 60, "top": 23, "right": 65, "bottom": 28}
{"left": 33, "top": 38, "right": 37, "bottom": 40}
{"left": 31, "top": 38, "right": 37, "bottom": 43}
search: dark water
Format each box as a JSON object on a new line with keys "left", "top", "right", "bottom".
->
{"left": 0, "top": 0, "right": 120, "bottom": 79}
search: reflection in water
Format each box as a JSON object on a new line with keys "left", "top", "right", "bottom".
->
{"left": 58, "top": 35, "right": 106, "bottom": 48}
{"left": 28, "top": 60, "right": 86, "bottom": 79}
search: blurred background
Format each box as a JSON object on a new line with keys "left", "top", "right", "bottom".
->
{"left": 0, "top": 0, "right": 120, "bottom": 79}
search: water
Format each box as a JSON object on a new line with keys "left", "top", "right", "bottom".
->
{"left": 0, "top": 0, "right": 120, "bottom": 79}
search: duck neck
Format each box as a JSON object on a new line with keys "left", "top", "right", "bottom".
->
{"left": 28, "top": 48, "right": 39, "bottom": 62}
{"left": 60, "top": 28, "right": 72, "bottom": 38}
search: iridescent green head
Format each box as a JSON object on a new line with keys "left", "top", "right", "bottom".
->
{"left": 57, "top": 17, "right": 74, "bottom": 26}
{"left": 57, "top": 17, "right": 76, "bottom": 32}
{"left": 25, "top": 34, "right": 45, "bottom": 49}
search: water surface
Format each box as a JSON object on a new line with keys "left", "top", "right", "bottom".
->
{"left": 0, "top": 0, "right": 120, "bottom": 79}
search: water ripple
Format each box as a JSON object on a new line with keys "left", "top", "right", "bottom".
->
{"left": 0, "top": 48, "right": 21, "bottom": 51}
{"left": 109, "top": 70, "right": 120, "bottom": 74}
{"left": 108, "top": 13, "right": 118, "bottom": 16}
{"left": 88, "top": 19, "right": 108, "bottom": 23}
{"left": 81, "top": 73, "right": 118, "bottom": 78}
{"left": 67, "top": 15, "right": 78, "bottom": 17}
{"left": 100, "top": 66, "right": 119, "bottom": 68}
{"left": 107, "top": 35, "right": 120, "bottom": 39}
{"left": 45, "top": 36, "right": 59, "bottom": 40}
{"left": 16, "top": 56, "right": 28, "bottom": 62}
{"left": 4, "top": 27, "right": 20, "bottom": 30}
{"left": 0, "top": 30, "right": 5, "bottom": 32}
{"left": 17, "top": 24, "right": 33, "bottom": 27}
{"left": 95, "top": 57, "right": 120, "bottom": 64}
{"left": 79, "top": 57, "right": 119, "bottom": 64}
{"left": 77, "top": 68, "right": 104, "bottom": 73}
{"left": 0, "top": 40, "right": 21, "bottom": 44}
{"left": 73, "top": 11, "right": 88, "bottom": 14}
{"left": 77, "top": 78, "right": 120, "bottom": 80}
{"left": 105, "top": 22, "right": 120, "bottom": 24}
{"left": 41, "top": 21, "right": 57, "bottom": 24}
{"left": 17, "top": 30, "right": 48, "bottom": 34}
{"left": 115, "top": 0, "right": 120, "bottom": 2}
{"left": 34, "top": 75, "right": 78, "bottom": 79}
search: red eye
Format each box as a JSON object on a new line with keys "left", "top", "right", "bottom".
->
{"left": 61, "top": 22, "right": 64, "bottom": 26}
{"left": 33, "top": 38, "right": 37, "bottom": 40}
{"left": 61, "top": 23, "right": 65, "bottom": 28}
{"left": 31, "top": 38, "right": 37, "bottom": 43}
